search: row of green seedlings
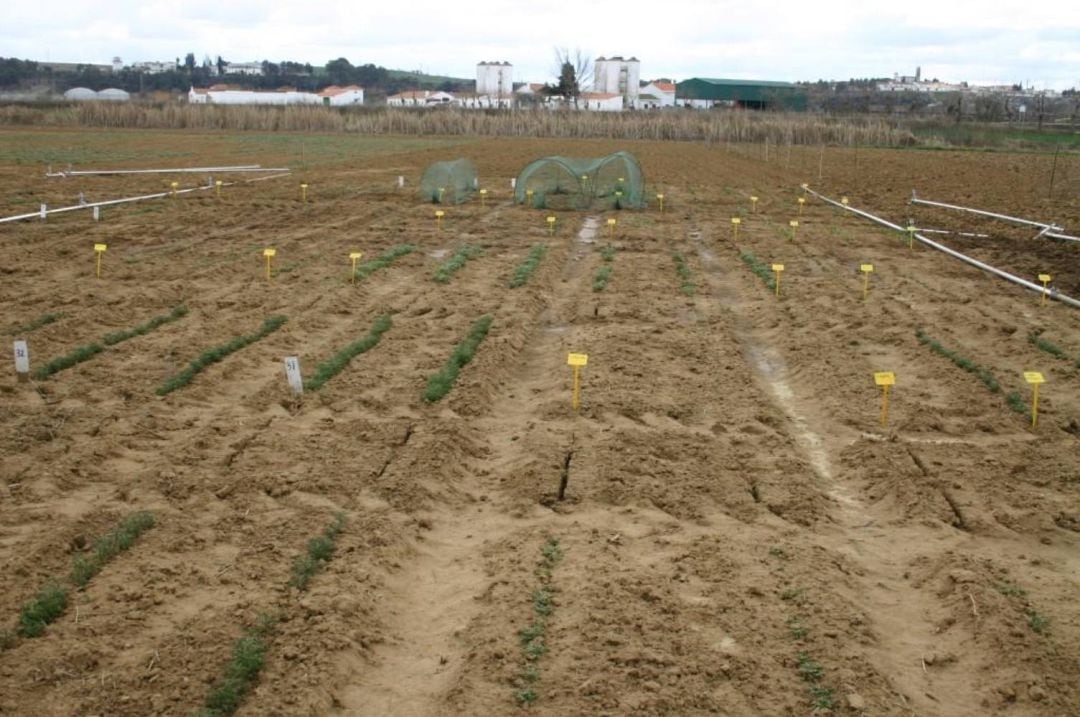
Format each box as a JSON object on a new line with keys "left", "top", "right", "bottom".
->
{"left": 771, "top": 547, "right": 836, "bottom": 710}
{"left": 739, "top": 250, "right": 777, "bottom": 292}
{"left": 509, "top": 244, "right": 547, "bottom": 288}
{"left": 423, "top": 314, "right": 493, "bottom": 402}
{"left": 304, "top": 314, "right": 392, "bottom": 391}
{"left": 915, "top": 329, "right": 1026, "bottom": 414}
{"left": 433, "top": 245, "right": 483, "bottom": 283}
{"left": 672, "top": 251, "right": 696, "bottom": 296}
{"left": 195, "top": 513, "right": 346, "bottom": 717}
{"left": 515, "top": 537, "right": 563, "bottom": 705}
{"left": 1028, "top": 331, "right": 1080, "bottom": 368}
{"left": 7, "top": 311, "right": 64, "bottom": 336}
{"left": 1, "top": 512, "right": 156, "bottom": 649}
{"left": 996, "top": 581, "right": 1051, "bottom": 634}
{"left": 33, "top": 306, "right": 188, "bottom": 380}
{"left": 157, "top": 315, "right": 287, "bottom": 395}
{"left": 593, "top": 244, "right": 615, "bottom": 292}
{"left": 354, "top": 244, "right": 416, "bottom": 281}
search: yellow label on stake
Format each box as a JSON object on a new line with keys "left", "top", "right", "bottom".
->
{"left": 841, "top": 196, "right": 849, "bottom": 205}
{"left": 435, "top": 210, "right": 445, "bottom": 218}
{"left": 94, "top": 243, "right": 107, "bottom": 252}
{"left": 349, "top": 251, "right": 363, "bottom": 260}
{"left": 263, "top": 248, "right": 276, "bottom": 257}
{"left": 567, "top": 353, "right": 588, "bottom": 366}
{"left": 789, "top": 220, "right": 799, "bottom": 228}
{"left": 732, "top": 217, "right": 742, "bottom": 225}
{"left": 1024, "top": 371, "right": 1045, "bottom": 385}
{"left": 798, "top": 197, "right": 806, "bottom": 204}
{"left": 771, "top": 263, "right": 784, "bottom": 272}
{"left": 861, "top": 264, "right": 874, "bottom": 273}
{"left": 1038, "top": 274, "right": 1051, "bottom": 283}
{"left": 874, "top": 372, "right": 895, "bottom": 386}
{"left": 547, "top": 216, "right": 556, "bottom": 223}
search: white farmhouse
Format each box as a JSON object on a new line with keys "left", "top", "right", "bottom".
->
{"left": 637, "top": 80, "right": 676, "bottom": 108}
{"left": 579, "top": 92, "right": 623, "bottom": 112}
{"left": 223, "top": 62, "right": 264, "bottom": 76}
{"left": 318, "top": 85, "right": 365, "bottom": 106}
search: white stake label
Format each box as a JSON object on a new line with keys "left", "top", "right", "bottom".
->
{"left": 284, "top": 356, "right": 303, "bottom": 395}
{"left": 14, "top": 340, "right": 29, "bottom": 373}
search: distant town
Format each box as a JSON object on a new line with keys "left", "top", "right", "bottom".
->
{"left": 0, "top": 54, "right": 1075, "bottom": 123}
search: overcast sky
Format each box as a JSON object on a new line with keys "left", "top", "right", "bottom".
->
{"left": 3, "top": 0, "right": 1078, "bottom": 90}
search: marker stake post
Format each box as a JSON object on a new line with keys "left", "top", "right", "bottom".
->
{"left": 13, "top": 340, "right": 29, "bottom": 381}
{"left": 731, "top": 217, "right": 741, "bottom": 240}
{"left": 349, "top": 251, "right": 363, "bottom": 283}
{"left": 567, "top": 353, "right": 588, "bottom": 412}
{"left": 263, "top": 248, "right": 276, "bottom": 281}
{"left": 860, "top": 264, "right": 874, "bottom": 301}
{"left": 772, "top": 263, "right": 784, "bottom": 297}
{"left": 438, "top": 187, "right": 446, "bottom": 203}
{"left": 1038, "top": 274, "right": 1052, "bottom": 306}
{"left": 215, "top": 180, "right": 223, "bottom": 198}
{"left": 789, "top": 220, "right": 799, "bottom": 241}
{"left": 657, "top": 193, "right": 665, "bottom": 213}
{"left": 170, "top": 181, "right": 179, "bottom": 196}
{"left": 750, "top": 196, "right": 759, "bottom": 213}
{"left": 94, "top": 243, "right": 107, "bottom": 278}
{"left": 906, "top": 225, "right": 916, "bottom": 250}
{"left": 283, "top": 356, "right": 303, "bottom": 396}
{"left": 435, "top": 210, "right": 444, "bottom": 231}
{"left": 607, "top": 218, "right": 616, "bottom": 238}
{"left": 480, "top": 188, "right": 487, "bottom": 207}
{"left": 1024, "top": 371, "right": 1045, "bottom": 429}
{"left": 547, "top": 216, "right": 556, "bottom": 236}
{"left": 874, "top": 372, "right": 895, "bottom": 427}
{"left": 526, "top": 190, "right": 534, "bottom": 207}
{"left": 798, "top": 197, "right": 806, "bottom": 216}
{"left": 300, "top": 183, "right": 308, "bottom": 202}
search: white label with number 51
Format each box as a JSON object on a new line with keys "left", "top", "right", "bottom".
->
{"left": 283, "top": 356, "right": 303, "bottom": 395}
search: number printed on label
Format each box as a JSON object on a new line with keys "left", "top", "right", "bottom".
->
{"left": 14, "top": 340, "right": 29, "bottom": 373}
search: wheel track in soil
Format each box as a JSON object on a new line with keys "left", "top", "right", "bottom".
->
{"left": 688, "top": 213, "right": 987, "bottom": 716}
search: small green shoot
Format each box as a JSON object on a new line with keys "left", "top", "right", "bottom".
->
{"left": 672, "top": 252, "right": 695, "bottom": 296}
{"left": 304, "top": 314, "right": 391, "bottom": 391}
{"left": 353, "top": 244, "right": 415, "bottom": 281}
{"left": 17, "top": 583, "right": 69, "bottom": 638}
{"left": 509, "top": 244, "right": 547, "bottom": 288}
{"left": 433, "top": 245, "right": 482, "bottom": 283}
{"left": 593, "top": 264, "right": 612, "bottom": 292}
{"left": 423, "top": 314, "right": 493, "bottom": 402}
{"left": 740, "top": 250, "right": 776, "bottom": 291}
{"left": 289, "top": 513, "right": 346, "bottom": 591}
{"left": 156, "top": 315, "right": 287, "bottom": 395}
{"left": 1026, "top": 608, "right": 1050, "bottom": 634}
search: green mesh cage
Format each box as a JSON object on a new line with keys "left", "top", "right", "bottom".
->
{"left": 418, "top": 159, "right": 478, "bottom": 205}
{"left": 514, "top": 151, "right": 644, "bottom": 210}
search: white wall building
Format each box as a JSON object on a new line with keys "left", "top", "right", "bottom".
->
{"left": 132, "top": 60, "right": 177, "bottom": 74}
{"left": 319, "top": 85, "right": 365, "bottom": 106}
{"left": 476, "top": 61, "right": 513, "bottom": 97}
{"left": 189, "top": 85, "right": 321, "bottom": 105}
{"left": 386, "top": 90, "right": 455, "bottom": 107}
{"left": 223, "top": 62, "right": 264, "bottom": 76}
{"left": 579, "top": 92, "right": 623, "bottom": 112}
{"left": 594, "top": 56, "right": 640, "bottom": 106}
{"left": 637, "top": 80, "right": 676, "bottom": 108}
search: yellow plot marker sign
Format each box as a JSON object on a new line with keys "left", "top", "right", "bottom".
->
{"left": 215, "top": 180, "right": 223, "bottom": 198}
{"left": 435, "top": 209, "right": 445, "bottom": 231}
{"left": 349, "top": 251, "right": 363, "bottom": 282}
{"left": 841, "top": 196, "right": 849, "bottom": 206}
{"left": 1038, "top": 274, "right": 1052, "bottom": 306}
{"left": 526, "top": 189, "right": 534, "bottom": 206}
{"left": 567, "top": 352, "right": 588, "bottom": 411}
{"left": 94, "top": 243, "right": 107, "bottom": 278}
{"left": 1024, "top": 371, "right": 1045, "bottom": 429}
{"left": 437, "top": 187, "right": 446, "bottom": 203}
{"left": 906, "top": 225, "right": 917, "bottom": 250}
{"left": 263, "top": 248, "right": 276, "bottom": 281}
{"left": 750, "top": 196, "right": 759, "bottom": 212}
{"left": 860, "top": 263, "right": 874, "bottom": 301}
{"left": 789, "top": 220, "right": 799, "bottom": 240}
{"left": 607, "top": 217, "right": 616, "bottom": 237}
{"left": 300, "top": 183, "right": 309, "bottom": 202}
{"left": 170, "top": 181, "right": 179, "bottom": 196}
{"left": 731, "top": 217, "right": 741, "bottom": 240}
{"left": 874, "top": 372, "right": 895, "bottom": 427}
{"left": 797, "top": 196, "right": 806, "bottom": 215}
{"left": 657, "top": 193, "right": 665, "bottom": 213}
{"left": 772, "top": 263, "right": 784, "bottom": 297}
{"left": 547, "top": 216, "right": 557, "bottom": 235}
{"left": 479, "top": 188, "right": 487, "bottom": 207}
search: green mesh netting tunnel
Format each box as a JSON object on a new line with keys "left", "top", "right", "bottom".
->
{"left": 418, "top": 159, "right": 478, "bottom": 205}
{"left": 514, "top": 151, "right": 645, "bottom": 210}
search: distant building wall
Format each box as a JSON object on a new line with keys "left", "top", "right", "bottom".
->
{"left": 476, "top": 62, "right": 512, "bottom": 96}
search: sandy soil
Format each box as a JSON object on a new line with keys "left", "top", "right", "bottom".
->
{"left": 0, "top": 128, "right": 1077, "bottom": 716}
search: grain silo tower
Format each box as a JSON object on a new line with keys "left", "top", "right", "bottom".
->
{"left": 476, "top": 61, "right": 513, "bottom": 97}
{"left": 594, "top": 56, "right": 640, "bottom": 105}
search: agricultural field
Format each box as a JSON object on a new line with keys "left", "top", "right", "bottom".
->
{"left": 0, "top": 126, "right": 1078, "bottom": 716}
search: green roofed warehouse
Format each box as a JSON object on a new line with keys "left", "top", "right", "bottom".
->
{"left": 676, "top": 78, "right": 807, "bottom": 111}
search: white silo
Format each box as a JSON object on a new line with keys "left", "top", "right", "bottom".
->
{"left": 594, "top": 56, "right": 641, "bottom": 104}
{"left": 476, "top": 61, "right": 513, "bottom": 97}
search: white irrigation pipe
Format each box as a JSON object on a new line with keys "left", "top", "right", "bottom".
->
{"left": 0, "top": 172, "right": 292, "bottom": 225}
{"left": 910, "top": 191, "right": 1080, "bottom": 243}
{"left": 45, "top": 165, "right": 289, "bottom": 177}
{"left": 807, "top": 187, "right": 1080, "bottom": 310}
{"left": 913, "top": 228, "right": 991, "bottom": 239}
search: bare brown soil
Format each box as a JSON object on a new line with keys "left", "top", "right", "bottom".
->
{"left": 0, "top": 128, "right": 1077, "bottom": 716}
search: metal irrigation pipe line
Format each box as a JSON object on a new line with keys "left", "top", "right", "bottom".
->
{"left": 45, "top": 165, "right": 288, "bottom": 177}
{"left": 910, "top": 192, "right": 1080, "bottom": 243}
{"left": 805, "top": 187, "right": 1080, "bottom": 310}
{"left": 0, "top": 172, "right": 291, "bottom": 225}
